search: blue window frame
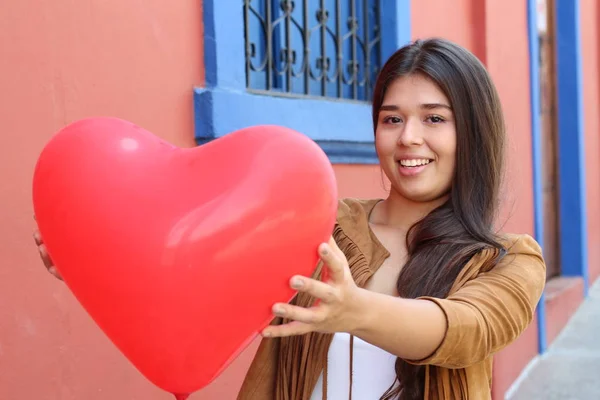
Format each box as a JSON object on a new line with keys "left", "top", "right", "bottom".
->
{"left": 195, "top": 0, "right": 411, "bottom": 164}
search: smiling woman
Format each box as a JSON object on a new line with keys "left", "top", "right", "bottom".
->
{"left": 237, "top": 38, "right": 546, "bottom": 400}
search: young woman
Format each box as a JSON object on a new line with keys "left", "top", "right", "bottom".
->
{"left": 34, "top": 38, "right": 546, "bottom": 400}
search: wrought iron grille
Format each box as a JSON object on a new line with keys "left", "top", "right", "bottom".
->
{"left": 243, "top": 0, "right": 382, "bottom": 102}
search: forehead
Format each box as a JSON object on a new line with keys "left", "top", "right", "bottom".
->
{"left": 382, "top": 74, "right": 450, "bottom": 106}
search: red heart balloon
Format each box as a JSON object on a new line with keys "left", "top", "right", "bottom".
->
{"left": 32, "top": 117, "right": 338, "bottom": 397}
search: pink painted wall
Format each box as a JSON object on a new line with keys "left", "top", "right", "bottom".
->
{"left": 0, "top": 1, "right": 204, "bottom": 399}
{"left": 581, "top": 0, "right": 600, "bottom": 286}
{"left": 411, "top": 0, "right": 487, "bottom": 62}
{"left": 482, "top": 1, "right": 538, "bottom": 398}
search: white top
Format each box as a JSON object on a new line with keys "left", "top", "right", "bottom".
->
{"left": 309, "top": 333, "right": 399, "bottom": 400}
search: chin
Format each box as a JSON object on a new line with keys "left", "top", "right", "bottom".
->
{"left": 394, "top": 186, "right": 450, "bottom": 204}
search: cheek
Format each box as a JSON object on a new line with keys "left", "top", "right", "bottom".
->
{"left": 430, "top": 132, "right": 457, "bottom": 162}
{"left": 437, "top": 137, "right": 457, "bottom": 179}
{"left": 375, "top": 129, "right": 396, "bottom": 155}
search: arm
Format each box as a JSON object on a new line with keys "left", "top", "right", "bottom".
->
{"left": 406, "top": 234, "right": 546, "bottom": 368}
{"left": 264, "top": 234, "right": 546, "bottom": 369}
{"left": 349, "top": 289, "right": 447, "bottom": 361}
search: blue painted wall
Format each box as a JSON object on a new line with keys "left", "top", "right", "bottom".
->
{"left": 527, "top": 0, "right": 547, "bottom": 354}
{"left": 555, "top": 0, "right": 589, "bottom": 295}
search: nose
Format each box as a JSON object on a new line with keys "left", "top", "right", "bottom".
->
{"left": 398, "top": 119, "right": 424, "bottom": 146}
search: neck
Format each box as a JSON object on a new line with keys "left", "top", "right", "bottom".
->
{"left": 370, "top": 190, "right": 448, "bottom": 231}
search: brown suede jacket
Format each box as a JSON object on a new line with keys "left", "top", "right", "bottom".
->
{"left": 237, "top": 198, "right": 546, "bottom": 400}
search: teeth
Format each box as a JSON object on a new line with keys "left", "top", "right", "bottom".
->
{"left": 400, "top": 159, "right": 431, "bottom": 167}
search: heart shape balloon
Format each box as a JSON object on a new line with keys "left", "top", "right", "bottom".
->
{"left": 32, "top": 117, "right": 338, "bottom": 397}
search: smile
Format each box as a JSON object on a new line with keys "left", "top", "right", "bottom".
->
{"left": 397, "top": 159, "right": 433, "bottom": 177}
{"left": 399, "top": 159, "right": 432, "bottom": 167}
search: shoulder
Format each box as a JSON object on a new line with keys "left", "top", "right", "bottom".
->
{"left": 334, "top": 197, "right": 381, "bottom": 242}
{"left": 333, "top": 198, "right": 389, "bottom": 267}
{"left": 336, "top": 197, "right": 381, "bottom": 221}
{"left": 496, "top": 233, "right": 545, "bottom": 274}
{"left": 484, "top": 233, "right": 546, "bottom": 300}
{"left": 451, "top": 233, "right": 545, "bottom": 298}
{"left": 498, "top": 233, "right": 543, "bottom": 256}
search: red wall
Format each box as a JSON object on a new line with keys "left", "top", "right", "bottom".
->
{"left": 0, "top": 1, "right": 204, "bottom": 399}
{"left": 581, "top": 0, "right": 600, "bottom": 286}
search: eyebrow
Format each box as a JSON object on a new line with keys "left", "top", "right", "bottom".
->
{"left": 379, "top": 103, "right": 452, "bottom": 112}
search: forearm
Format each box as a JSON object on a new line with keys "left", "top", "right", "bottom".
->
{"left": 349, "top": 288, "right": 447, "bottom": 361}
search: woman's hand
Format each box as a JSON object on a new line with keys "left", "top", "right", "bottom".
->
{"left": 33, "top": 216, "right": 62, "bottom": 281}
{"left": 261, "top": 236, "right": 365, "bottom": 338}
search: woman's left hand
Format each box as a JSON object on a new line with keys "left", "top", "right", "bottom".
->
{"left": 261, "top": 236, "right": 364, "bottom": 338}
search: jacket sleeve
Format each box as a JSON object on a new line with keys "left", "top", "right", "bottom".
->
{"left": 406, "top": 234, "right": 546, "bottom": 369}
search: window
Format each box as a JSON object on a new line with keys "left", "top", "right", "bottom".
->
{"left": 244, "top": 0, "right": 381, "bottom": 102}
{"left": 195, "top": 0, "right": 410, "bottom": 163}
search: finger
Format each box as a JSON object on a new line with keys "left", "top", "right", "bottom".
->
{"left": 271, "top": 301, "right": 326, "bottom": 324}
{"left": 318, "top": 242, "right": 345, "bottom": 283}
{"left": 48, "top": 266, "right": 63, "bottom": 281}
{"left": 262, "top": 320, "right": 313, "bottom": 338}
{"left": 290, "top": 276, "right": 339, "bottom": 303}
{"left": 318, "top": 260, "right": 329, "bottom": 283}
{"left": 38, "top": 244, "right": 54, "bottom": 270}
{"left": 328, "top": 236, "right": 345, "bottom": 258}
{"left": 33, "top": 230, "right": 43, "bottom": 246}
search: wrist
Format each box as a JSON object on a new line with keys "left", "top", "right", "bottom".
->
{"left": 347, "top": 287, "right": 374, "bottom": 335}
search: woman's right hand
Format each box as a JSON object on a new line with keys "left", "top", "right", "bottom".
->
{"left": 33, "top": 218, "right": 63, "bottom": 281}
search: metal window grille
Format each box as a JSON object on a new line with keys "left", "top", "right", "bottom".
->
{"left": 243, "top": 0, "right": 382, "bottom": 102}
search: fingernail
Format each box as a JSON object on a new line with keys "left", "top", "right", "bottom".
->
{"left": 320, "top": 246, "right": 329, "bottom": 256}
{"left": 291, "top": 278, "right": 304, "bottom": 289}
{"left": 273, "top": 305, "right": 285, "bottom": 316}
{"left": 262, "top": 330, "right": 272, "bottom": 337}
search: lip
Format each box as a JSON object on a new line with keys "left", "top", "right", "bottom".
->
{"left": 397, "top": 160, "right": 432, "bottom": 177}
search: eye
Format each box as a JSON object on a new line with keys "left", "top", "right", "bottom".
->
{"left": 425, "top": 115, "right": 445, "bottom": 124}
{"left": 383, "top": 116, "right": 403, "bottom": 124}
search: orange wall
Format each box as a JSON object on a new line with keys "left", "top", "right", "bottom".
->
{"left": 0, "top": 1, "right": 204, "bottom": 399}
{"left": 581, "top": 0, "right": 600, "bottom": 286}
{"left": 483, "top": 1, "right": 538, "bottom": 398}
{"left": 411, "top": 0, "right": 487, "bottom": 62}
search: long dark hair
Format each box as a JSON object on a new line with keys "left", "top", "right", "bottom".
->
{"left": 373, "top": 39, "right": 507, "bottom": 399}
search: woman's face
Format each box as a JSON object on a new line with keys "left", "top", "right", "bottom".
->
{"left": 375, "top": 73, "right": 457, "bottom": 203}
